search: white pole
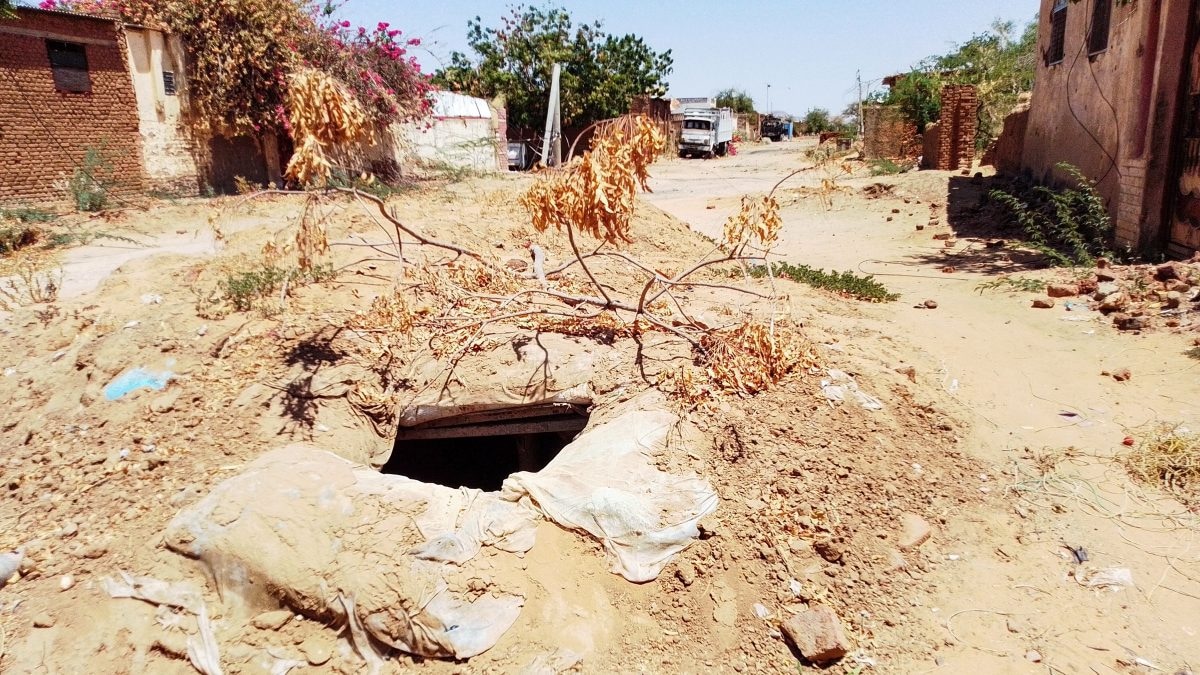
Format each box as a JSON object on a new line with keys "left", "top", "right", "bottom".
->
{"left": 541, "top": 63, "right": 562, "bottom": 167}
{"left": 857, "top": 70, "right": 865, "bottom": 137}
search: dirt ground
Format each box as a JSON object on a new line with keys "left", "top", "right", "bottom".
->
{"left": 0, "top": 140, "right": 1198, "bottom": 675}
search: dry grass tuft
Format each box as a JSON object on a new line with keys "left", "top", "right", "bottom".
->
{"left": 1125, "top": 425, "right": 1200, "bottom": 505}
{"left": 661, "top": 319, "right": 813, "bottom": 403}
{"left": 700, "top": 319, "right": 811, "bottom": 396}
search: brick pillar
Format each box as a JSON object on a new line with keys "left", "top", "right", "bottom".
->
{"left": 934, "top": 85, "right": 978, "bottom": 170}
{"left": 1115, "top": 159, "right": 1147, "bottom": 248}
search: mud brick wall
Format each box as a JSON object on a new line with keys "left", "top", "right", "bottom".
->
{"left": 933, "top": 85, "right": 978, "bottom": 171}
{"left": 863, "top": 105, "right": 919, "bottom": 160}
{"left": 0, "top": 10, "right": 146, "bottom": 206}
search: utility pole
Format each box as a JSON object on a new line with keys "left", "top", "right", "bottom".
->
{"left": 856, "top": 70, "right": 865, "bottom": 137}
{"left": 766, "top": 83, "right": 771, "bottom": 115}
{"left": 541, "top": 63, "right": 562, "bottom": 167}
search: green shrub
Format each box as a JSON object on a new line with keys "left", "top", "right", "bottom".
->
{"left": 0, "top": 206, "right": 57, "bottom": 223}
{"left": 749, "top": 262, "right": 899, "bottom": 302}
{"left": 327, "top": 170, "right": 412, "bottom": 200}
{"left": 988, "top": 162, "right": 1114, "bottom": 267}
{"left": 869, "top": 158, "right": 909, "bottom": 176}
{"left": 65, "top": 144, "right": 118, "bottom": 212}
{"left": 222, "top": 262, "right": 336, "bottom": 312}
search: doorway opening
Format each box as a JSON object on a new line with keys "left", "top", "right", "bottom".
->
{"left": 383, "top": 403, "right": 589, "bottom": 491}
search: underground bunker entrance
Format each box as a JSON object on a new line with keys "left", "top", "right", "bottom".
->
{"left": 383, "top": 403, "right": 590, "bottom": 491}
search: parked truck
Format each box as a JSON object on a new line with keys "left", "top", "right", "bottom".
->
{"left": 760, "top": 115, "right": 791, "bottom": 142}
{"left": 679, "top": 107, "right": 734, "bottom": 158}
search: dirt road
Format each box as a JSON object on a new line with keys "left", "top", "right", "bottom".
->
{"left": 649, "top": 142, "right": 1200, "bottom": 672}
{"left": 2, "top": 146, "right": 1198, "bottom": 674}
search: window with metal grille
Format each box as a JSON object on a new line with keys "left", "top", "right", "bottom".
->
{"left": 1048, "top": 0, "right": 1068, "bottom": 65}
{"left": 163, "top": 70, "right": 177, "bottom": 95}
{"left": 46, "top": 40, "right": 91, "bottom": 93}
{"left": 1089, "top": 0, "right": 1113, "bottom": 55}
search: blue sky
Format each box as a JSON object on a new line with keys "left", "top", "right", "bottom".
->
{"left": 342, "top": 0, "right": 1041, "bottom": 116}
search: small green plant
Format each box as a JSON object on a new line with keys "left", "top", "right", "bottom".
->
{"left": 221, "top": 262, "right": 336, "bottom": 312}
{"left": 419, "top": 158, "right": 478, "bottom": 182}
{"left": 42, "top": 229, "right": 141, "bottom": 250}
{"left": 868, "top": 158, "right": 909, "bottom": 176}
{"left": 988, "top": 162, "right": 1114, "bottom": 267}
{"left": 975, "top": 276, "right": 1047, "bottom": 294}
{"left": 0, "top": 206, "right": 57, "bottom": 224}
{"left": 327, "top": 170, "right": 411, "bottom": 200}
{"left": 64, "top": 144, "right": 118, "bottom": 212}
{"left": 749, "top": 262, "right": 899, "bottom": 302}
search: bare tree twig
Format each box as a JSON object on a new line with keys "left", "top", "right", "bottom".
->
{"left": 341, "top": 188, "right": 509, "bottom": 272}
{"left": 565, "top": 222, "right": 613, "bottom": 307}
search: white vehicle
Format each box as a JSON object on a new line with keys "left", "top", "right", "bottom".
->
{"left": 679, "top": 107, "right": 735, "bottom": 158}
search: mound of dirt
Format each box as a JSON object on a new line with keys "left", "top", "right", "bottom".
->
{"left": 0, "top": 175, "right": 992, "bottom": 673}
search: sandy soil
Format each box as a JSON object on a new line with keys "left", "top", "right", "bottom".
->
{"left": 650, "top": 142, "right": 1200, "bottom": 672}
{"left": 0, "top": 142, "right": 1197, "bottom": 675}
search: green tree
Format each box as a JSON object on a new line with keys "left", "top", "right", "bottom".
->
{"left": 885, "top": 66, "right": 944, "bottom": 133}
{"left": 435, "top": 5, "right": 673, "bottom": 132}
{"left": 873, "top": 18, "right": 1038, "bottom": 146}
{"left": 802, "top": 108, "right": 834, "bottom": 134}
{"left": 716, "top": 88, "right": 755, "bottom": 114}
{"left": 935, "top": 19, "right": 1037, "bottom": 147}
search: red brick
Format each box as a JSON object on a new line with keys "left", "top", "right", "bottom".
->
{"left": 0, "top": 8, "right": 146, "bottom": 206}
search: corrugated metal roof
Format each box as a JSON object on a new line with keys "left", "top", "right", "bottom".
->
{"left": 431, "top": 91, "right": 491, "bottom": 119}
{"left": 13, "top": 5, "right": 121, "bottom": 23}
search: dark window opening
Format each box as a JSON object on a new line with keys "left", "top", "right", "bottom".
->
{"left": 684, "top": 119, "right": 712, "bottom": 130}
{"left": 384, "top": 405, "right": 589, "bottom": 491}
{"left": 1089, "top": 0, "right": 1113, "bottom": 55}
{"left": 46, "top": 40, "right": 90, "bottom": 93}
{"left": 1048, "top": 0, "right": 1068, "bottom": 65}
{"left": 163, "top": 70, "right": 177, "bottom": 95}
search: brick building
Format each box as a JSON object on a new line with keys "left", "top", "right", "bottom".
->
{"left": 0, "top": 7, "right": 146, "bottom": 204}
{"left": 1020, "top": 0, "right": 1200, "bottom": 257}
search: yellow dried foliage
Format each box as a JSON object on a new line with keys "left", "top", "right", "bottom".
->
{"left": 699, "top": 319, "right": 810, "bottom": 396}
{"left": 518, "top": 311, "right": 631, "bottom": 341}
{"left": 285, "top": 68, "right": 371, "bottom": 187}
{"left": 350, "top": 288, "right": 416, "bottom": 334}
{"left": 1125, "top": 425, "right": 1200, "bottom": 503}
{"left": 446, "top": 261, "right": 521, "bottom": 296}
{"left": 258, "top": 194, "right": 330, "bottom": 273}
{"left": 520, "top": 115, "right": 667, "bottom": 244}
{"left": 723, "top": 194, "right": 782, "bottom": 253}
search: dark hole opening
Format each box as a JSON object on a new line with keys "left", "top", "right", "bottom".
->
{"left": 383, "top": 405, "right": 589, "bottom": 491}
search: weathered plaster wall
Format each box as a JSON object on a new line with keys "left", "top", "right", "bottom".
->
{"left": 124, "top": 26, "right": 200, "bottom": 195}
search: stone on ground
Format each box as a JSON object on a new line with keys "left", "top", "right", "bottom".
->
{"left": 781, "top": 605, "right": 850, "bottom": 664}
